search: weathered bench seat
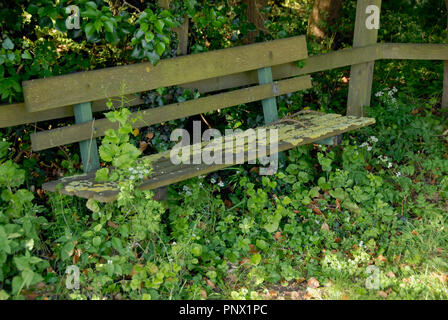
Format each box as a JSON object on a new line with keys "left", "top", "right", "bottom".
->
{"left": 43, "top": 112, "right": 374, "bottom": 202}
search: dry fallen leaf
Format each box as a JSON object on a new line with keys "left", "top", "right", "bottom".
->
{"left": 321, "top": 223, "right": 330, "bottom": 232}
{"left": 269, "top": 290, "right": 278, "bottom": 299}
{"left": 200, "top": 289, "right": 207, "bottom": 299}
{"left": 412, "top": 230, "right": 419, "bottom": 236}
{"left": 307, "top": 277, "right": 320, "bottom": 289}
{"left": 146, "top": 132, "right": 155, "bottom": 142}
{"left": 387, "top": 271, "right": 396, "bottom": 278}
{"left": 378, "top": 290, "right": 388, "bottom": 298}
{"left": 274, "top": 231, "right": 282, "bottom": 241}
{"left": 290, "top": 291, "right": 301, "bottom": 300}
{"left": 335, "top": 199, "right": 341, "bottom": 211}
{"left": 377, "top": 255, "right": 387, "bottom": 262}
{"left": 107, "top": 221, "right": 119, "bottom": 229}
{"left": 224, "top": 199, "right": 233, "bottom": 208}
{"left": 139, "top": 141, "right": 148, "bottom": 153}
{"left": 432, "top": 273, "right": 447, "bottom": 284}
{"left": 206, "top": 279, "right": 216, "bottom": 289}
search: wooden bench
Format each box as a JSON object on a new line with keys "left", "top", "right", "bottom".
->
{"left": 18, "top": 36, "right": 374, "bottom": 202}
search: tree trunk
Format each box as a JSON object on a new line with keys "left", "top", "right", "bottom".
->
{"left": 307, "top": 0, "right": 343, "bottom": 40}
{"left": 243, "top": 0, "right": 268, "bottom": 43}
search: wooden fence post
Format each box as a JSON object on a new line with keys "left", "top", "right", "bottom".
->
{"left": 442, "top": 0, "right": 448, "bottom": 110}
{"left": 347, "top": 0, "right": 382, "bottom": 117}
{"left": 158, "top": 0, "right": 189, "bottom": 55}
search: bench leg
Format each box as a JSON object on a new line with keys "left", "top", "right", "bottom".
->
{"left": 74, "top": 102, "right": 101, "bottom": 173}
{"left": 153, "top": 186, "right": 168, "bottom": 202}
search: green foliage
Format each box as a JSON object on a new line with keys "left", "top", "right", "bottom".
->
{"left": 0, "top": 141, "right": 49, "bottom": 299}
{"left": 1, "top": 0, "right": 448, "bottom": 301}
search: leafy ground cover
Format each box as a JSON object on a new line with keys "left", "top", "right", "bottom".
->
{"left": 0, "top": 0, "right": 447, "bottom": 300}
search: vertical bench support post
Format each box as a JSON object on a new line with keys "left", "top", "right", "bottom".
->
{"left": 257, "top": 67, "right": 279, "bottom": 124}
{"left": 257, "top": 67, "right": 282, "bottom": 166}
{"left": 74, "top": 102, "right": 100, "bottom": 173}
{"left": 347, "top": 0, "right": 382, "bottom": 117}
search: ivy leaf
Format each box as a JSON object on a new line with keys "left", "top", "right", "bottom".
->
{"left": 111, "top": 237, "right": 123, "bottom": 251}
{"left": 94, "top": 20, "right": 103, "bottom": 33}
{"left": 2, "top": 38, "right": 14, "bottom": 50}
{"left": 21, "top": 50, "right": 32, "bottom": 60}
{"left": 154, "top": 20, "right": 165, "bottom": 33}
{"left": 83, "top": 8, "right": 99, "bottom": 19}
{"left": 140, "top": 22, "right": 149, "bottom": 32}
{"left": 85, "top": 1, "right": 98, "bottom": 10}
{"left": 155, "top": 42, "right": 165, "bottom": 56}
{"left": 92, "top": 236, "right": 101, "bottom": 247}
{"left": 104, "top": 20, "right": 114, "bottom": 33}
{"left": 0, "top": 141, "right": 10, "bottom": 159}
{"left": 146, "top": 51, "right": 160, "bottom": 65}
{"left": 61, "top": 242, "right": 75, "bottom": 260}
{"left": 85, "top": 22, "right": 96, "bottom": 37}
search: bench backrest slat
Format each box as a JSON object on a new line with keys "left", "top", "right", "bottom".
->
{"left": 0, "top": 95, "right": 143, "bottom": 128}
{"left": 22, "top": 36, "right": 307, "bottom": 113}
{"left": 30, "top": 75, "right": 312, "bottom": 151}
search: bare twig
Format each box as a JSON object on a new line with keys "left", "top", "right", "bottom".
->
{"left": 123, "top": 0, "right": 141, "bottom": 13}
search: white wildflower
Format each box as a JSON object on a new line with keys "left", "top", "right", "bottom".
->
{"left": 218, "top": 181, "right": 225, "bottom": 187}
{"left": 210, "top": 177, "right": 217, "bottom": 184}
{"left": 360, "top": 142, "right": 369, "bottom": 148}
{"left": 369, "top": 136, "right": 378, "bottom": 143}
{"left": 396, "top": 172, "right": 402, "bottom": 177}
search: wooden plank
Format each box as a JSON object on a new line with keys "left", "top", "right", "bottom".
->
{"left": 42, "top": 112, "right": 375, "bottom": 202}
{"left": 347, "top": 0, "right": 382, "bottom": 117}
{"left": 185, "top": 44, "right": 381, "bottom": 93}
{"left": 22, "top": 36, "right": 308, "bottom": 112}
{"left": 31, "top": 76, "right": 312, "bottom": 151}
{"left": 0, "top": 95, "right": 143, "bottom": 128}
{"left": 74, "top": 102, "right": 100, "bottom": 172}
{"left": 257, "top": 67, "right": 278, "bottom": 124}
{"left": 380, "top": 43, "right": 448, "bottom": 60}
